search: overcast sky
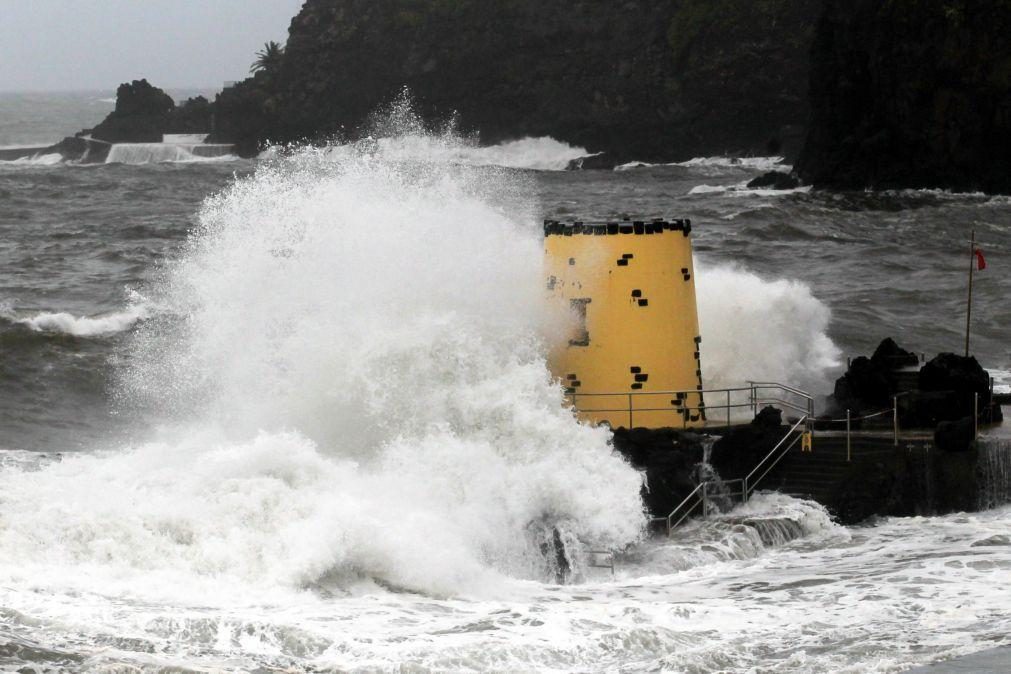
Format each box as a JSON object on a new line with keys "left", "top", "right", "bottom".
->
{"left": 0, "top": 0, "right": 305, "bottom": 92}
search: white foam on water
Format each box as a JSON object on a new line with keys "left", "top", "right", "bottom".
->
{"left": 695, "top": 262, "right": 842, "bottom": 393}
{"left": 675, "top": 155, "right": 788, "bottom": 171}
{"left": 990, "top": 368, "right": 1011, "bottom": 394}
{"left": 617, "top": 156, "right": 791, "bottom": 173}
{"left": 689, "top": 181, "right": 812, "bottom": 196}
{"left": 0, "top": 152, "right": 63, "bottom": 167}
{"left": 11, "top": 298, "right": 150, "bottom": 337}
{"left": 263, "top": 134, "right": 588, "bottom": 171}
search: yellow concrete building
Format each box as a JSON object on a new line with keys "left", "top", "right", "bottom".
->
{"left": 544, "top": 219, "right": 705, "bottom": 429}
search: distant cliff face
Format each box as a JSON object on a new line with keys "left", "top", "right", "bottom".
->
{"left": 798, "top": 0, "right": 1011, "bottom": 192}
{"left": 215, "top": 0, "right": 819, "bottom": 161}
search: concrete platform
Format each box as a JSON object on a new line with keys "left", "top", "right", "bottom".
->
{"left": 907, "top": 645, "right": 1011, "bottom": 672}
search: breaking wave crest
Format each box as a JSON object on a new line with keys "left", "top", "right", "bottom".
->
{"left": 0, "top": 109, "right": 645, "bottom": 600}
{"left": 11, "top": 306, "right": 149, "bottom": 337}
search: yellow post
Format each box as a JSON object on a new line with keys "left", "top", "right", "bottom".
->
{"left": 544, "top": 219, "right": 704, "bottom": 429}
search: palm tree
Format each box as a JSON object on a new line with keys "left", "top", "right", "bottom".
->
{"left": 250, "top": 41, "right": 284, "bottom": 74}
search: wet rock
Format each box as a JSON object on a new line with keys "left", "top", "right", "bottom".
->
{"left": 709, "top": 406, "right": 786, "bottom": 482}
{"left": 830, "top": 338, "right": 920, "bottom": 415}
{"left": 91, "top": 79, "right": 175, "bottom": 143}
{"left": 934, "top": 416, "right": 975, "bottom": 453}
{"left": 611, "top": 427, "right": 704, "bottom": 518}
{"left": 746, "top": 171, "right": 800, "bottom": 190}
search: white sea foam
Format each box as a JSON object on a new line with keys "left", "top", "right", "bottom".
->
{"left": 617, "top": 155, "right": 790, "bottom": 173}
{"left": 696, "top": 262, "right": 842, "bottom": 393}
{"left": 675, "top": 155, "right": 788, "bottom": 171}
{"left": 0, "top": 152, "right": 63, "bottom": 167}
{"left": 262, "top": 135, "right": 588, "bottom": 171}
{"left": 689, "top": 181, "right": 812, "bottom": 196}
{"left": 14, "top": 302, "right": 150, "bottom": 337}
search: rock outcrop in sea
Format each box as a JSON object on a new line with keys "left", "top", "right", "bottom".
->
{"left": 90, "top": 80, "right": 213, "bottom": 143}
{"left": 797, "top": 0, "right": 1011, "bottom": 193}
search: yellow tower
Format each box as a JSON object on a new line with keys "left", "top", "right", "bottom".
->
{"left": 544, "top": 219, "right": 704, "bottom": 429}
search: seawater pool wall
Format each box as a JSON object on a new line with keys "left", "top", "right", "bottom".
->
{"left": 544, "top": 219, "right": 704, "bottom": 429}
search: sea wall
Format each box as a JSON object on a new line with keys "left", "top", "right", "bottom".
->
{"left": 211, "top": 0, "right": 820, "bottom": 161}
{"left": 797, "top": 0, "right": 1011, "bottom": 193}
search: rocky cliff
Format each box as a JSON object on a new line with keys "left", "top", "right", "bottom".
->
{"left": 212, "top": 0, "right": 820, "bottom": 161}
{"left": 798, "top": 0, "right": 1011, "bottom": 193}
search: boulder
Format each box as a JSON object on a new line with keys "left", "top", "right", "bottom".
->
{"left": 565, "top": 153, "right": 617, "bottom": 171}
{"left": 746, "top": 171, "right": 800, "bottom": 190}
{"left": 919, "top": 353, "right": 992, "bottom": 419}
{"left": 831, "top": 338, "right": 920, "bottom": 414}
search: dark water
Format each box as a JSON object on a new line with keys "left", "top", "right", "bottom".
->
{"left": 2, "top": 156, "right": 1008, "bottom": 452}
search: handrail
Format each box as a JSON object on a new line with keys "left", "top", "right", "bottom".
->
{"left": 566, "top": 381, "right": 814, "bottom": 430}
{"left": 744, "top": 428, "right": 805, "bottom": 500}
{"left": 657, "top": 414, "right": 809, "bottom": 536}
{"left": 744, "top": 415, "right": 809, "bottom": 491}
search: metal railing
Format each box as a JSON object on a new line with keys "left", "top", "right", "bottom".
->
{"left": 652, "top": 415, "right": 809, "bottom": 536}
{"left": 566, "top": 382, "right": 813, "bottom": 431}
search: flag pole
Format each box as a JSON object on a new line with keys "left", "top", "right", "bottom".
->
{"left": 965, "top": 228, "right": 975, "bottom": 357}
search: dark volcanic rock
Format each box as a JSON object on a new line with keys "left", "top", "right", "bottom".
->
{"left": 919, "top": 352, "right": 993, "bottom": 417}
{"left": 565, "top": 153, "right": 617, "bottom": 171}
{"left": 746, "top": 171, "right": 801, "bottom": 190}
{"left": 611, "top": 428, "right": 705, "bottom": 518}
{"left": 709, "top": 407, "right": 785, "bottom": 483}
{"left": 934, "top": 416, "right": 975, "bottom": 453}
{"left": 92, "top": 80, "right": 175, "bottom": 143}
{"left": 212, "top": 0, "right": 820, "bottom": 161}
{"left": 798, "top": 0, "right": 1011, "bottom": 193}
{"left": 830, "top": 338, "right": 920, "bottom": 415}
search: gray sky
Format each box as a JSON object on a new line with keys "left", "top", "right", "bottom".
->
{"left": 0, "top": 0, "right": 305, "bottom": 92}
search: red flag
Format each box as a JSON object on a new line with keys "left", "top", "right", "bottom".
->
{"left": 975, "top": 248, "right": 987, "bottom": 271}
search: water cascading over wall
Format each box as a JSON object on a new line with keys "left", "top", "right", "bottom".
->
{"left": 978, "top": 438, "right": 1011, "bottom": 510}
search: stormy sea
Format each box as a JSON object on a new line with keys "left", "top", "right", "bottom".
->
{"left": 1, "top": 91, "right": 1010, "bottom": 672}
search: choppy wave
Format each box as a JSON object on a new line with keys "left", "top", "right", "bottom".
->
{"left": 0, "top": 152, "right": 63, "bottom": 167}
{"left": 617, "top": 155, "right": 790, "bottom": 173}
{"left": 992, "top": 369, "right": 1011, "bottom": 394}
{"left": 262, "top": 135, "right": 588, "bottom": 171}
{"left": 11, "top": 307, "right": 148, "bottom": 337}
{"left": 689, "top": 181, "right": 812, "bottom": 196}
